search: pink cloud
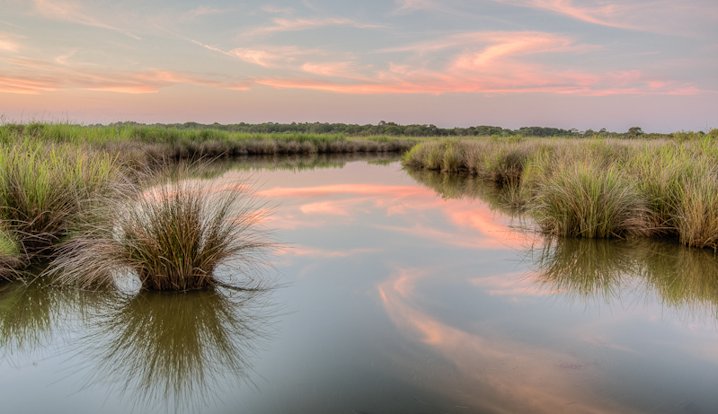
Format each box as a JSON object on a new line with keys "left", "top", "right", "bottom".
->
{"left": 0, "top": 76, "right": 57, "bottom": 94}
{"left": 0, "top": 55, "right": 252, "bottom": 95}
{"left": 253, "top": 31, "right": 698, "bottom": 96}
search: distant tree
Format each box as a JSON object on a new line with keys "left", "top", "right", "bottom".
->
{"left": 627, "top": 126, "right": 644, "bottom": 137}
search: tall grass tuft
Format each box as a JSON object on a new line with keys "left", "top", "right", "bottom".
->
{"left": 49, "top": 172, "right": 271, "bottom": 291}
{"left": 0, "top": 141, "right": 122, "bottom": 260}
{"left": 674, "top": 178, "right": 718, "bottom": 250}
{"left": 0, "top": 228, "right": 21, "bottom": 279}
{"left": 530, "top": 162, "right": 648, "bottom": 238}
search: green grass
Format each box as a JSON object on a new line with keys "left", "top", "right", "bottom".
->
{"left": 403, "top": 137, "right": 718, "bottom": 248}
{"left": 0, "top": 140, "right": 123, "bottom": 261}
{"left": 532, "top": 162, "right": 648, "bottom": 238}
{"left": 48, "top": 171, "right": 270, "bottom": 291}
{"left": 0, "top": 123, "right": 418, "bottom": 165}
{"left": 0, "top": 228, "right": 20, "bottom": 279}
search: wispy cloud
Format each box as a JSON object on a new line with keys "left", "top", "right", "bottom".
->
{"left": 0, "top": 75, "right": 57, "bottom": 94}
{"left": 32, "top": 0, "right": 140, "bottom": 39}
{"left": 180, "top": 6, "right": 229, "bottom": 21}
{"left": 227, "top": 46, "right": 313, "bottom": 68}
{"left": 496, "top": 0, "right": 718, "bottom": 35}
{"left": 0, "top": 33, "right": 21, "bottom": 52}
{"left": 500, "top": 0, "right": 630, "bottom": 29}
{"left": 245, "top": 17, "right": 382, "bottom": 36}
{"left": 1, "top": 56, "right": 252, "bottom": 95}
{"left": 192, "top": 39, "right": 328, "bottom": 69}
{"left": 393, "top": 0, "right": 437, "bottom": 13}
{"left": 256, "top": 31, "right": 698, "bottom": 96}
{"left": 261, "top": 5, "right": 294, "bottom": 14}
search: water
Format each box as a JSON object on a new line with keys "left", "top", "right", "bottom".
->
{"left": 2, "top": 157, "right": 718, "bottom": 413}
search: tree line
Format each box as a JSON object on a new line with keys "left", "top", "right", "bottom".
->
{"left": 107, "top": 121, "right": 716, "bottom": 138}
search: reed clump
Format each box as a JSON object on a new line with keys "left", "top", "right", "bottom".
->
{"left": 531, "top": 162, "right": 648, "bottom": 238}
{"left": 0, "top": 141, "right": 123, "bottom": 262}
{"left": 0, "top": 228, "right": 21, "bottom": 280}
{"left": 49, "top": 173, "right": 270, "bottom": 291}
{"left": 403, "top": 137, "right": 718, "bottom": 249}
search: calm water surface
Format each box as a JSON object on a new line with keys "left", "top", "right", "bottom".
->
{"left": 2, "top": 158, "right": 718, "bottom": 413}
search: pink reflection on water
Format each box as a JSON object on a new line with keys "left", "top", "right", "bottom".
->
{"left": 257, "top": 181, "right": 535, "bottom": 251}
{"left": 471, "top": 272, "right": 562, "bottom": 299}
{"left": 377, "top": 267, "right": 638, "bottom": 413}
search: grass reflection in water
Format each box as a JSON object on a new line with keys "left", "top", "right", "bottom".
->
{"left": 79, "top": 286, "right": 273, "bottom": 411}
{"left": 410, "top": 168, "right": 718, "bottom": 317}
{"left": 536, "top": 238, "right": 718, "bottom": 316}
{"left": 0, "top": 280, "right": 117, "bottom": 354}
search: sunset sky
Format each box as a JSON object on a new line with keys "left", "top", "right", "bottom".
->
{"left": 1, "top": 0, "right": 716, "bottom": 131}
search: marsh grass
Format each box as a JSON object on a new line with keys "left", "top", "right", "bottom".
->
{"left": 0, "top": 141, "right": 123, "bottom": 263}
{"left": 404, "top": 138, "right": 718, "bottom": 248}
{"left": 1, "top": 124, "right": 418, "bottom": 165}
{"left": 0, "top": 228, "right": 21, "bottom": 279}
{"left": 531, "top": 162, "right": 649, "bottom": 238}
{"left": 49, "top": 169, "right": 271, "bottom": 291}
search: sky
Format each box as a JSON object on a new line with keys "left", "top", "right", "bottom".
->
{"left": 0, "top": 0, "right": 716, "bottom": 131}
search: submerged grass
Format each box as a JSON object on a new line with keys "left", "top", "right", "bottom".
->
{"left": 404, "top": 137, "right": 718, "bottom": 248}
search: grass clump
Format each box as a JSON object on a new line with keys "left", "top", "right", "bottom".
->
{"left": 0, "top": 141, "right": 122, "bottom": 261}
{"left": 49, "top": 173, "right": 270, "bottom": 291}
{"left": 0, "top": 228, "right": 21, "bottom": 279}
{"left": 531, "top": 163, "right": 648, "bottom": 238}
{"left": 404, "top": 137, "right": 718, "bottom": 249}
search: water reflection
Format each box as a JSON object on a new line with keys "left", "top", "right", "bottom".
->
{"left": 199, "top": 153, "right": 401, "bottom": 176}
{"left": 79, "top": 287, "right": 272, "bottom": 411}
{"left": 536, "top": 238, "right": 718, "bottom": 315}
{"left": 0, "top": 281, "right": 115, "bottom": 354}
{"left": 535, "top": 238, "right": 637, "bottom": 299}
{"left": 405, "top": 168, "right": 518, "bottom": 214}
{"left": 378, "top": 267, "right": 632, "bottom": 413}
{"left": 410, "top": 169, "right": 718, "bottom": 317}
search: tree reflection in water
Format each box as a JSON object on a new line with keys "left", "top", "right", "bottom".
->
{"left": 79, "top": 286, "right": 274, "bottom": 411}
